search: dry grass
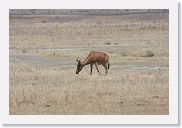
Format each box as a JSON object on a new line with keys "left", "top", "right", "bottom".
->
{"left": 10, "top": 64, "right": 168, "bottom": 115}
{"left": 9, "top": 11, "right": 169, "bottom": 115}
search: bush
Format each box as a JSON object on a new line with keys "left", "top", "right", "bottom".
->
{"left": 104, "top": 42, "right": 111, "bottom": 45}
{"left": 52, "top": 52, "right": 56, "bottom": 56}
{"left": 143, "top": 51, "right": 154, "bottom": 57}
{"left": 22, "top": 49, "right": 27, "bottom": 53}
{"left": 42, "top": 20, "right": 47, "bottom": 23}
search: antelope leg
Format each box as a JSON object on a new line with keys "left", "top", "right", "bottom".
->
{"left": 103, "top": 64, "right": 108, "bottom": 75}
{"left": 95, "top": 63, "right": 100, "bottom": 75}
{"left": 90, "top": 64, "right": 93, "bottom": 75}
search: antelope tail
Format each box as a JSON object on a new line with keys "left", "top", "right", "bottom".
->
{"left": 108, "top": 61, "right": 110, "bottom": 70}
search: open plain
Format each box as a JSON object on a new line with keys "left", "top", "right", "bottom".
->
{"left": 9, "top": 10, "right": 169, "bottom": 115}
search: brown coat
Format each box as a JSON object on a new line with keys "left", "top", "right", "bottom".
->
{"left": 76, "top": 51, "right": 110, "bottom": 75}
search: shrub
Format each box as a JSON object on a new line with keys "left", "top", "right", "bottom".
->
{"left": 52, "top": 52, "right": 56, "bottom": 56}
{"left": 104, "top": 42, "right": 111, "bottom": 45}
{"left": 42, "top": 20, "right": 47, "bottom": 23}
{"left": 22, "top": 49, "right": 27, "bottom": 53}
{"left": 143, "top": 51, "right": 154, "bottom": 57}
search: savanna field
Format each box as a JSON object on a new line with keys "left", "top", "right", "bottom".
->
{"left": 9, "top": 10, "right": 169, "bottom": 114}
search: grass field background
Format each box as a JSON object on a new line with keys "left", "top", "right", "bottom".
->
{"left": 9, "top": 9, "right": 169, "bottom": 115}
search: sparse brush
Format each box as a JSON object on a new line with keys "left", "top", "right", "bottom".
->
{"left": 104, "top": 42, "right": 111, "bottom": 45}
{"left": 143, "top": 51, "right": 154, "bottom": 57}
{"left": 22, "top": 49, "right": 27, "bottom": 53}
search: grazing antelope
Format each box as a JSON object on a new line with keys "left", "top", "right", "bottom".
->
{"left": 76, "top": 51, "right": 110, "bottom": 75}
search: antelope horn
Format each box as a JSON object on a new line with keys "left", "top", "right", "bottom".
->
{"left": 76, "top": 58, "right": 80, "bottom": 62}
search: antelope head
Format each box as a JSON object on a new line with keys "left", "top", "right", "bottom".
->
{"left": 76, "top": 58, "right": 82, "bottom": 74}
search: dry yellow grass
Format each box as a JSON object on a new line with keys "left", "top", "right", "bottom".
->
{"left": 10, "top": 64, "right": 168, "bottom": 114}
{"left": 9, "top": 11, "right": 169, "bottom": 115}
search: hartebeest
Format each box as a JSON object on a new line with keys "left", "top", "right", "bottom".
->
{"left": 76, "top": 51, "right": 110, "bottom": 75}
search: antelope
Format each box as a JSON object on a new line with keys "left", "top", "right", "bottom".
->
{"left": 76, "top": 51, "right": 110, "bottom": 75}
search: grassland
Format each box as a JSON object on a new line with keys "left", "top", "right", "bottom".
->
{"left": 9, "top": 10, "right": 169, "bottom": 115}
